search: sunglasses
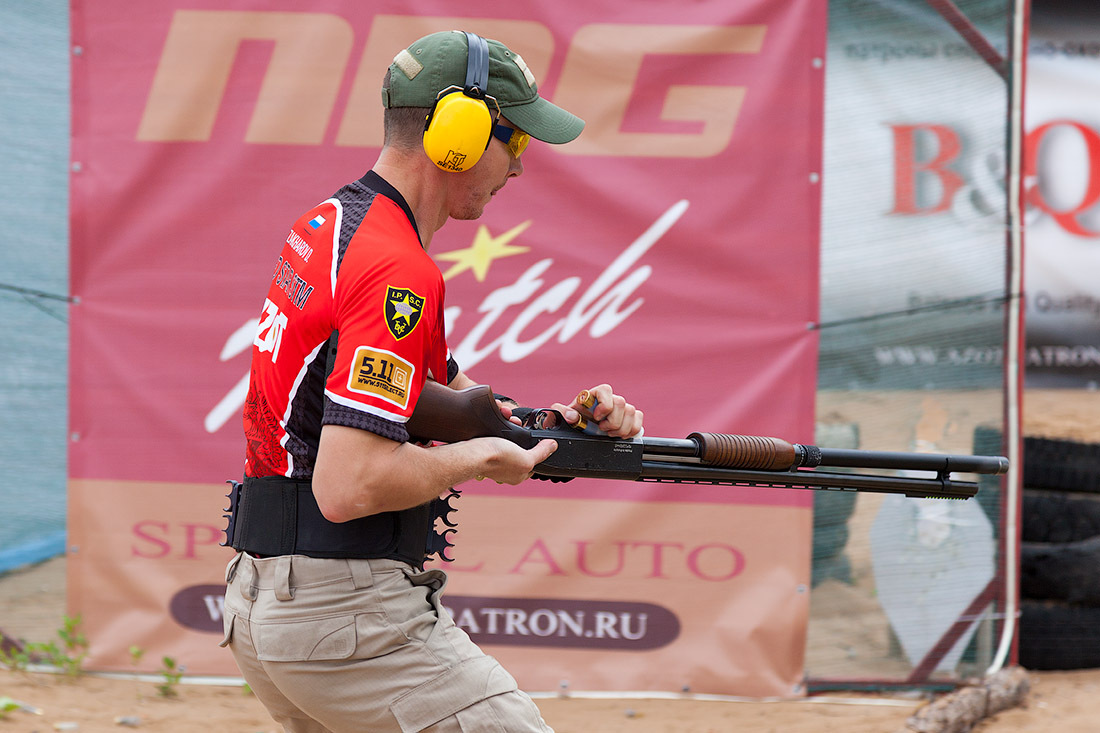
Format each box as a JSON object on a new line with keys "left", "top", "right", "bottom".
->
{"left": 490, "top": 122, "right": 530, "bottom": 159}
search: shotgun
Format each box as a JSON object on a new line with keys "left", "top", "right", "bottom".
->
{"left": 406, "top": 381, "right": 1008, "bottom": 499}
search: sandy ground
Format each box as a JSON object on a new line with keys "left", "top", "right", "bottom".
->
{"left": 0, "top": 556, "right": 926, "bottom": 732}
{"left": 0, "top": 670, "right": 1087, "bottom": 733}
{"left": 1, "top": 547, "right": 1096, "bottom": 732}
{"left": 1, "top": 588, "right": 1099, "bottom": 733}
{"left": 0, "top": 653, "right": 929, "bottom": 733}
{"left": 3, "top": 388, "right": 1100, "bottom": 731}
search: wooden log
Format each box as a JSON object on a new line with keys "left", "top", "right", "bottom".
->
{"left": 895, "top": 667, "right": 1030, "bottom": 733}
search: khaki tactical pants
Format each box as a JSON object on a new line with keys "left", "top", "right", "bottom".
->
{"left": 221, "top": 552, "right": 554, "bottom": 733}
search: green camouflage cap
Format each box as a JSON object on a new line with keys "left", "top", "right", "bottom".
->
{"left": 382, "top": 30, "right": 585, "bottom": 144}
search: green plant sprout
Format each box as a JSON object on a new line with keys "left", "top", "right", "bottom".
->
{"left": 156, "top": 656, "right": 184, "bottom": 697}
{"left": 24, "top": 615, "right": 88, "bottom": 676}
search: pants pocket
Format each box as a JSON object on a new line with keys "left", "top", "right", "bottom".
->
{"left": 224, "top": 552, "right": 243, "bottom": 583}
{"left": 401, "top": 567, "right": 456, "bottom": 634}
{"left": 252, "top": 610, "right": 410, "bottom": 663}
{"left": 218, "top": 611, "right": 236, "bottom": 648}
{"left": 253, "top": 615, "right": 357, "bottom": 662}
{"left": 389, "top": 656, "right": 519, "bottom": 732}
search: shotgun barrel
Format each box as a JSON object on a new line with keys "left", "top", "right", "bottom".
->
{"left": 405, "top": 381, "right": 1006, "bottom": 500}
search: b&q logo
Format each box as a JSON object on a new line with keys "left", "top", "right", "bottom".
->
{"left": 890, "top": 121, "right": 1100, "bottom": 238}
{"left": 137, "top": 12, "right": 765, "bottom": 158}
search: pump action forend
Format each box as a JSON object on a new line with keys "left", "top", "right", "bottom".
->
{"left": 405, "top": 381, "right": 1009, "bottom": 500}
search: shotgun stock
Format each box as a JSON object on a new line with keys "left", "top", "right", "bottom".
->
{"left": 406, "top": 381, "right": 1008, "bottom": 499}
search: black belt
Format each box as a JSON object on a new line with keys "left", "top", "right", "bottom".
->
{"left": 222, "top": 476, "right": 433, "bottom": 566}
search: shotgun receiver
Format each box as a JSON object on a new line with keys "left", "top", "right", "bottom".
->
{"left": 406, "top": 381, "right": 1008, "bottom": 499}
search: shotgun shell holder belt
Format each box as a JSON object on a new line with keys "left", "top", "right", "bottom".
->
{"left": 221, "top": 476, "right": 458, "bottom": 567}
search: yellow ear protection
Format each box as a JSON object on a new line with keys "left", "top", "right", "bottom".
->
{"left": 423, "top": 32, "right": 500, "bottom": 172}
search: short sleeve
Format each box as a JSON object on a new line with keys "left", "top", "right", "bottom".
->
{"left": 321, "top": 197, "right": 448, "bottom": 438}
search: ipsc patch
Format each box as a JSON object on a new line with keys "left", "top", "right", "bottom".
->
{"left": 385, "top": 286, "right": 424, "bottom": 341}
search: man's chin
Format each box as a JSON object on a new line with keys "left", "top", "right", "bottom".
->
{"left": 451, "top": 205, "right": 487, "bottom": 221}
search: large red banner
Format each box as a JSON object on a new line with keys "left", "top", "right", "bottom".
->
{"left": 69, "top": 1, "right": 824, "bottom": 696}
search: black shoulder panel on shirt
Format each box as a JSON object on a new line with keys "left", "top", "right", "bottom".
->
{"left": 330, "top": 179, "right": 378, "bottom": 277}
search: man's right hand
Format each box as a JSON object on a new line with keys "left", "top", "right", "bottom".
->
{"left": 471, "top": 436, "right": 557, "bottom": 485}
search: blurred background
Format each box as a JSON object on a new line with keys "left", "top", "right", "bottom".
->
{"left": 3, "top": 0, "right": 1100, "bottom": 693}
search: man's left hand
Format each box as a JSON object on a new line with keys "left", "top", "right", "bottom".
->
{"left": 552, "top": 384, "right": 643, "bottom": 439}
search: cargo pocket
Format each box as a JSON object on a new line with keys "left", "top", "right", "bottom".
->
{"left": 253, "top": 615, "right": 357, "bottom": 662}
{"left": 389, "top": 656, "right": 518, "bottom": 732}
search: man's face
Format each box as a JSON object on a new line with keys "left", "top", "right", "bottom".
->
{"left": 448, "top": 118, "right": 525, "bottom": 221}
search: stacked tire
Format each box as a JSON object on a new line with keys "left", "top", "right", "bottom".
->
{"left": 812, "top": 489, "right": 856, "bottom": 586}
{"left": 811, "top": 423, "right": 859, "bottom": 587}
{"left": 1016, "top": 435, "right": 1100, "bottom": 670}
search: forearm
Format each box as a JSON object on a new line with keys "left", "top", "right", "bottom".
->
{"left": 313, "top": 423, "right": 555, "bottom": 523}
{"left": 447, "top": 370, "right": 478, "bottom": 391}
{"left": 313, "top": 426, "right": 495, "bottom": 522}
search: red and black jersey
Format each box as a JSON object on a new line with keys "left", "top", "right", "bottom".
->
{"left": 243, "top": 171, "right": 458, "bottom": 479}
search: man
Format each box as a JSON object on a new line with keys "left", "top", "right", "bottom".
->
{"left": 221, "top": 30, "right": 643, "bottom": 733}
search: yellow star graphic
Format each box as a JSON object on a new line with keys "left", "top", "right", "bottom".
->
{"left": 389, "top": 292, "right": 416, "bottom": 323}
{"left": 436, "top": 221, "right": 532, "bottom": 282}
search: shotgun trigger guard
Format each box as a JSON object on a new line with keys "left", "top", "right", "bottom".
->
{"left": 522, "top": 410, "right": 577, "bottom": 483}
{"left": 531, "top": 473, "right": 575, "bottom": 483}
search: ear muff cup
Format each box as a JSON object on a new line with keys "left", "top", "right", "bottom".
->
{"left": 423, "top": 90, "right": 494, "bottom": 172}
{"left": 422, "top": 31, "right": 495, "bottom": 173}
